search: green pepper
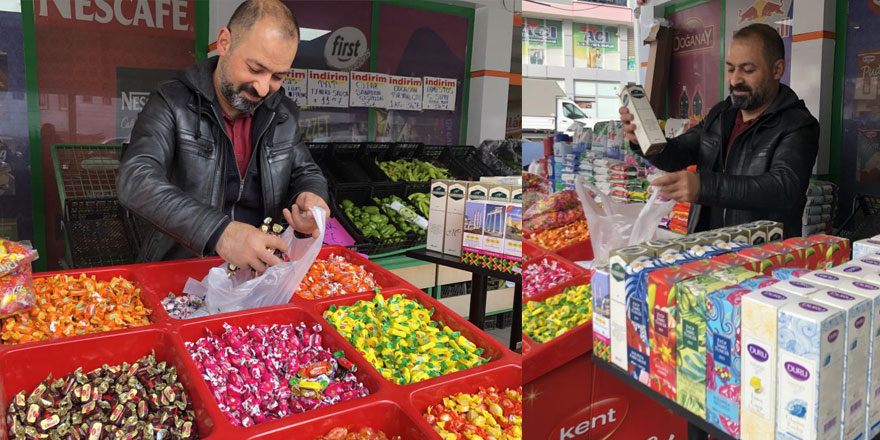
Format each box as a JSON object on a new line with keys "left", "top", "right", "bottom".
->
{"left": 371, "top": 215, "right": 388, "bottom": 225}
{"left": 364, "top": 206, "right": 380, "bottom": 215}
{"left": 379, "top": 224, "right": 397, "bottom": 236}
{"left": 341, "top": 199, "right": 355, "bottom": 210}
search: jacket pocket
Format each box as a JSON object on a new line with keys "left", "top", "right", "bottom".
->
{"left": 267, "top": 141, "right": 295, "bottom": 164}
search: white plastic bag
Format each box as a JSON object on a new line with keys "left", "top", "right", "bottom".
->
{"left": 183, "top": 207, "right": 326, "bottom": 314}
{"left": 575, "top": 175, "right": 675, "bottom": 265}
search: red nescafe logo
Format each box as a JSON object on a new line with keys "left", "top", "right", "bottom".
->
{"left": 551, "top": 397, "right": 629, "bottom": 440}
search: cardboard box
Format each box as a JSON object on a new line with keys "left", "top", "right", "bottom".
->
{"left": 706, "top": 284, "right": 753, "bottom": 437}
{"left": 708, "top": 266, "right": 761, "bottom": 286}
{"left": 739, "top": 275, "right": 780, "bottom": 291}
{"left": 620, "top": 83, "right": 667, "bottom": 156}
{"left": 773, "top": 279, "right": 822, "bottom": 297}
{"left": 740, "top": 222, "right": 769, "bottom": 245}
{"left": 762, "top": 242, "right": 805, "bottom": 269}
{"left": 643, "top": 24, "right": 672, "bottom": 116}
{"left": 718, "top": 227, "right": 750, "bottom": 244}
{"left": 610, "top": 245, "right": 656, "bottom": 369}
{"left": 777, "top": 300, "right": 845, "bottom": 440}
{"left": 711, "top": 252, "right": 762, "bottom": 273}
{"left": 488, "top": 184, "right": 511, "bottom": 203}
{"left": 509, "top": 185, "right": 523, "bottom": 205}
{"left": 782, "top": 237, "right": 827, "bottom": 270}
{"left": 482, "top": 203, "right": 507, "bottom": 257}
{"left": 772, "top": 268, "right": 814, "bottom": 281}
{"left": 676, "top": 273, "right": 736, "bottom": 418}
{"left": 444, "top": 181, "right": 467, "bottom": 256}
{"left": 798, "top": 271, "right": 848, "bottom": 289}
{"left": 427, "top": 180, "right": 450, "bottom": 253}
{"left": 461, "top": 200, "right": 486, "bottom": 264}
{"left": 694, "top": 231, "right": 728, "bottom": 246}
{"left": 593, "top": 267, "right": 612, "bottom": 362}
{"left": 737, "top": 245, "right": 788, "bottom": 276}
{"left": 741, "top": 288, "right": 800, "bottom": 440}
{"left": 809, "top": 235, "right": 852, "bottom": 270}
{"left": 854, "top": 238, "right": 880, "bottom": 260}
{"left": 641, "top": 239, "right": 683, "bottom": 257}
{"left": 754, "top": 220, "right": 784, "bottom": 242}
{"left": 502, "top": 204, "right": 522, "bottom": 273}
{"left": 807, "top": 290, "right": 871, "bottom": 440}
{"left": 646, "top": 258, "right": 731, "bottom": 399}
{"left": 834, "top": 279, "right": 880, "bottom": 438}
{"left": 830, "top": 258, "right": 880, "bottom": 280}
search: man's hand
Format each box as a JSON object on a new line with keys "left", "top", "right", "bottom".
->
{"left": 283, "top": 192, "right": 330, "bottom": 238}
{"left": 619, "top": 106, "right": 639, "bottom": 145}
{"left": 215, "top": 221, "right": 287, "bottom": 273}
{"left": 652, "top": 170, "right": 701, "bottom": 203}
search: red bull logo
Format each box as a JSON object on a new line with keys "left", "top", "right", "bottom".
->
{"left": 738, "top": 0, "right": 786, "bottom": 24}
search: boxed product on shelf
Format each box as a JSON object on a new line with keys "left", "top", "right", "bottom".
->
{"left": 773, "top": 279, "right": 822, "bottom": 297}
{"left": 797, "top": 270, "right": 848, "bottom": 289}
{"left": 832, "top": 279, "right": 880, "bottom": 438}
{"left": 809, "top": 289, "right": 872, "bottom": 440}
{"left": 717, "top": 227, "right": 750, "bottom": 244}
{"left": 776, "top": 300, "right": 845, "bottom": 440}
{"left": 706, "top": 284, "right": 752, "bottom": 438}
{"left": 503, "top": 203, "right": 523, "bottom": 274}
{"left": 648, "top": 259, "right": 730, "bottom": 399}
{"left": 642, "top": 239, "right": 684, "bottom": 256}
{"left": 676, "top": 273, "right": 734, "bottom": 418}
{"left": 772, "top": 268, "right": 814, "bottom": 281}
{"left": 610, "top": 245, "right": 657, "bottom": 369}
{"left": 709, "top": 266, "right": 761, "bottom": 286}
{"left": 626, "top": 252, "right": 693, "bottom": 384}
{"left": 855, "top": 238, "right": 880, "bottom": 260}
{"left": 741, "top": 288, "right": 800, "bottom": 440}
{"left": 740, "top": 222, "right": 769, "bottom": 245}
{"left": 739, "top": 275, "right": 780, "bottom": 291}
{"left": 461, "top": 183, "right": 487, "bottom": 267}
{"left": 444, "top": 181, "right": 467, "bottom": 256}
{"left": 737, "top": 243, "right": 795, "bottom": 276}
{"left": 427, "top": 180, "right": 449, "bottom": 253}
{"left": 830, "top": 257, "right": 880, "bottom": 280}
{"left": 593, "top": 266, "right": 612, "bottom": 362}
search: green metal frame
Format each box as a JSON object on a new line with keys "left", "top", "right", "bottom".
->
{"left": 196, "top": 0, "right": 210, "bottom": 62}
{"left": 21, "top": 0, "right": 46, "bottom": 272}
{"left": 828, "top": 0, "right": 848, "bottom": 184}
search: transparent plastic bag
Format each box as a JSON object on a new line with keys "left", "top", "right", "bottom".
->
{"left": 575, "top": 175, "right": 675, "bottom": 265}
{"left": 183, "top": 207, "right": 327, "bottom": 315}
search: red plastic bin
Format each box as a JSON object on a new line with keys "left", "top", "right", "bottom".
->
{"left": 522, "top": 253, "right": 588, "bottom": 299}
{"left": 409, "top": 363, "right": 522, "bottom": 439}
{"left": 554, "top": 238, "right": 594, "bottom": 264}
{"left": 292, "top": 245, "right": 406, "bottom": 301}
{"left": 312, "top": 288, "right": 515, "bottom": 388}
{"left": 522, "top": 239, "right": 545, "bottom": 263}
{"left": 0, "top": 328, "right": 221, "bottom": 438}
{"left": 522, "top": 274, "right": 593, "bottom": 383}
{"left": 245, "top": 401, "right": 431, "bottom": 439}
{"left": 172, "top": 304, "right": 384, "bottom": 437}
{"left": 0, "top": 266, "right": 166, "bottom": 348}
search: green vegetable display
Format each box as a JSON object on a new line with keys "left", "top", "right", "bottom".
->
{"left": 407, "top": 193, "right": 430, "bottom": 217}
{"left": 377, "top": 159, "right": 450, "bottom": 182}
{"left": 339, "top": 196, "right": 427, "bottom": 240}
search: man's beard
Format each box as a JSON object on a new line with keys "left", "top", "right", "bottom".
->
{"left": 219, "top": 63, "right": 263, "bottom": 114}
{"left": 729, "top": 82, "right": 768, "bottom": 111}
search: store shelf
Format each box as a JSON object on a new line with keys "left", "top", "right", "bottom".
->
{"left": 438, "top": 287, "right": 515, "bottom": 318}
{"left": 591, "top": 356, "right": 734, "bottom": 440}
{"left": 405, "top": 249, "right": 521, "bottom": 283}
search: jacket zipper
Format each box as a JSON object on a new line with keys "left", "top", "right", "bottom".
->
{"left": 230, "top": 111, "right": 275, "bottom": 221}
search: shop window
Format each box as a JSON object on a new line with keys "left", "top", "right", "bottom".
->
{"left": 573, "top": 22, "right": 619, "bottom": 70}
{"left": 522, "top": 18, "right": 565, "bottom": 67}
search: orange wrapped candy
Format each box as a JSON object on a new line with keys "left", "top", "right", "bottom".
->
{"left": 315, "top": 427, "right": 400, "bottom": 440}
{"left": 296, "top": 255, "right": 379, "bottom": 300}
{"left": 1, "top": 274, "right": 151, "bottom": 344}
{"left": 528, "top": 219, "right": 590, "bottom": 251}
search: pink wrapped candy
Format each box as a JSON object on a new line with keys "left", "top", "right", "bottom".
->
{"left": 185, "top": 322, "right": 369, "bottom": 427}
{"left": 524, "top": 258, "right": 574, "bottom": 298}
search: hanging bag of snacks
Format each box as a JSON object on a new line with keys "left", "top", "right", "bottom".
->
{"left": 0, "top": 238, "right": 38, "bottom": 318}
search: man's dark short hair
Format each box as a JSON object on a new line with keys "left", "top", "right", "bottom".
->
{"left": 733, "top": 23, "right": 784, "bottom": 69}
{"left": 227, "top": 0, "right": 299, "bottom": 45}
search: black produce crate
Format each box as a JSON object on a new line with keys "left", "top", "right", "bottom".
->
{"left": 330, "top": 182, "right": 425, "bottom": 256}
{"left": 419, "top": 145, "right": 481, "bottom": 181}
{"left": 306, "top": 143, "right": 341, "bottom": 186}
{"left": 362, "top": 142, "right": 396, "bottom": 161}
{"left": 448, "top": 145, "right": 496, "bottom": 177}
{"left": 404, "top": 181, "right": 431, "bottom": 198}
{"left": 328, "top": 142, "right": 391, "bottom": 184}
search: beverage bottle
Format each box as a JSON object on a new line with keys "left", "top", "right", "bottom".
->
{"left": 692, "top": 89, "right": 703, "bottom": 118}
{"left": 679, "top": 86, "right": 689, "bottom": 119}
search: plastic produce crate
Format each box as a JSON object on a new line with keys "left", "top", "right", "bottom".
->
{"left": 420, "top": 144, "right": 481, "bottom": 181}
{"left": 51, "top": 145, "right": 141, "bottom": 268}
{"left": 0, "top": 253, "right": 521, "bottom": 440}
{"left": 330, "top": 182, "right": 425, "bottom": 256}
{"left": 522, "top": 274, "right": 594, "bottom": 383}
{"left": 306, "top": 142, "right": 340, "bottom": 185}
{"left": 446, "top": 145, "right": 496, "bottom": 178}
{"left": 327, "top": 142, "right": 390, "bottom": 184}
